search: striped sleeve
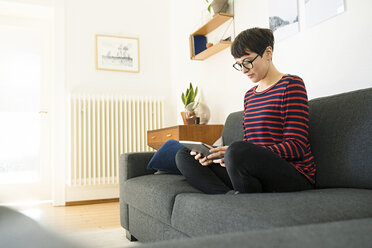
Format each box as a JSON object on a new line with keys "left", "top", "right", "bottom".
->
{"left": 264, "top": 78, "right": 310, "bottom": 160}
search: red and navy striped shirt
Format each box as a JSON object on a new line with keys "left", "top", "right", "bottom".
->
{"left": 243, "top": 75, "right": 316, "bottom": 184}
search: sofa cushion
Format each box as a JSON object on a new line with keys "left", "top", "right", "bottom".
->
{"left": 308, "top": 87, "right": 372, "bottom": 189}
{"left": 221, "top": 111, "right": 244, "bottom": 146}
{"left": 122, "top": 174, "right": 200, "bottom": 225}
{"left": 128, "top": 206, "right": 188, "bottom": 242}
{"left": 147, "top": 139, "right": 183, "bottom": 174}
{"left": 138, "top": 218, "right": 372, "bottom": 248}
{"left": 171, "top": 188, "right": 372, "bottom": 237}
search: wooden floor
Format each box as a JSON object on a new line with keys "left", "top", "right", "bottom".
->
{"left": 9, "top": 201, "right": 122, "bottom": 233}
{"left": 4, "top": 201, "right": 139, "bottom": 248}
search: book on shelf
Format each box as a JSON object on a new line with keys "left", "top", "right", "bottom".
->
{"left": 193, "top": 35, "right": 207, "bottom": 55}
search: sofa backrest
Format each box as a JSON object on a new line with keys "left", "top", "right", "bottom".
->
{"left": 222, "top": 87, "right": 372, "bottom": 189}
{"left": 221, "top": 111, "right": 244, "bottom": 146}
{"left": 309, "top": 87, "right": 372, "bottom": 189}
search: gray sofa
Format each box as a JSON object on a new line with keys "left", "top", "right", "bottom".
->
{"left": 119, "top": 87, "right": 372, "bottom": 244}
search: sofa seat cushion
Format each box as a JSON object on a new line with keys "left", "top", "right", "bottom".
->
{"left": 122, "top": 174, "right": 200, "bottom": 225}
{"left": 171, "top": 188, "right": 372, "bottom": 237}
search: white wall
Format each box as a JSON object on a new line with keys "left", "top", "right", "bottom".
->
{"left": 170, "top": 0, "right": 372, "bottom": 125}
{"left": 65, "top": 0, "right": 174, "bottom": 126}
{"left": 272, "top": 0, "right": 372, "bottom": 99}
{"left": 170, "top": 0, "right": 246, "bottom": 125}
{"left": 60, "top": 0, "right": 173, "bottom": 203}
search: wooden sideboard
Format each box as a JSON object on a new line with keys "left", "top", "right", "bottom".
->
{"left": 147, "top": 125, "right": 224, "bottom": 150}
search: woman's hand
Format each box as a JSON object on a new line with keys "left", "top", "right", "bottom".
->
{"left": 207, "top": 146, "right": 229, "bottom": 167}
{"left": 190, "top": 145, "right": 229, "bottom": 167}
{"left": 190, "top": 151, "right": 213, "bottom": 166}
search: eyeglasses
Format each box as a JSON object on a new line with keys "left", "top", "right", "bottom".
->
{"left": 232, "top": 53, "right": 260, "bottom": 72}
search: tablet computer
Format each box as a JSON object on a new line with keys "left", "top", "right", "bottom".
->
{"left": 179, "top": 141, "right": 220, "bottom": 159}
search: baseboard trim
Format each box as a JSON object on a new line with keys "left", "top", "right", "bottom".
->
{"left": 65, "top": 184, "right": 119, "bottom": 202}
{"left": 66, "top": 198, "right": 119, "bottom": 206}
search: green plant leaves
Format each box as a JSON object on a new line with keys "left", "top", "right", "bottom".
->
{"left": 181, "top": 92, "right": 186, "bottom": 105}
{"left": 186, "top": 90, "right": 193, "bottom": 105}
{"left": 205, "top": 0, "right": 212, "bottom": 14}
{"left": 181, "top": 82, "right": 198, "bottom": 108}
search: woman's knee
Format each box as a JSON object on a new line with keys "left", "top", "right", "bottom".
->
{"left": 225, "top": 141, "right": 251, "bottom": 160}
{"left": 175, "top": 147, "right": 192, "bottom": 170}
{"left": 224, "top": 141, "right": 257, "bottom": 169}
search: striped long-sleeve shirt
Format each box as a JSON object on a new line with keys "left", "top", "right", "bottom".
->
{"left": 243, "top": 74, "right": 316, "bottom": 184}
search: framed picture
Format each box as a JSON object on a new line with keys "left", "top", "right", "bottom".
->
{"left": 95, "top": 34, "right": 140, "bottom": 73}
{"left": 269, "top": 0, "right": 299, "bottom": 41}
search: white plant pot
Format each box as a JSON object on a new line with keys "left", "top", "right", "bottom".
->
{"left": 211, "top": 0, "right": 229, "bottom": 14}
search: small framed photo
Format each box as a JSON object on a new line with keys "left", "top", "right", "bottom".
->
{"left": 95, "top": 34, "right": 140, "bottom": 73}
{"left": 269, "top": 0, "right": 299, "bottom": 41}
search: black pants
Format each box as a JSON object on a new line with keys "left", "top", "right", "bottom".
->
{"left": 175, "top": 141, "right": 314, "bottom": 194}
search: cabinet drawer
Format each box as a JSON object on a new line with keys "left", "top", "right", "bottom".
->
{"left": 159, "top": 128, "right": 179, "bottom": 142}
{"left": 147, "top": 131, "right": 163, "bottom": 144}
{"left": 148, "top": 128, "right": 180, "bottom": 146}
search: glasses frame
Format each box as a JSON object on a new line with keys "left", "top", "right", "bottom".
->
{"left": 232, "top": 53, "right": 261, "bottom": 72}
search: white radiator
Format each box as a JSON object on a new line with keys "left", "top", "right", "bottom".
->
{"left": 68, "top": 94, "right": 164, "bottom": 186}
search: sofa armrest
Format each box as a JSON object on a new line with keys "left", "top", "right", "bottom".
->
{"left": 119, "top": 152, "right": 155, "bottom": 231}
{"left": 119, "top": 152, "right": 155, "bottom": 183}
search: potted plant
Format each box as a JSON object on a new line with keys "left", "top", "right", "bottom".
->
{"left": 205, "top": 0, "right": 229, "bottom": 15}
{"left": 181, "top": 83, "right": 198, "bottom": 125}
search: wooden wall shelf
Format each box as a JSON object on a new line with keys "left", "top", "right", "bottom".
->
{"left": 192, "top": 41, "right": 232, "bottom": 60}
{"left": 192, "top": 13, "right": 234, "bottom": 36}
{"left": 190, "top": 13, "right": 234, "bottom": 61}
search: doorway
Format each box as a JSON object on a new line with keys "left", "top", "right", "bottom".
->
{"left": 0, "top": 8, "right": 52, "bottom": 203}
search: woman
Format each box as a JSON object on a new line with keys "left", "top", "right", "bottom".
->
{"left": 176, "top": 28, "right": 316, "bottom": 194}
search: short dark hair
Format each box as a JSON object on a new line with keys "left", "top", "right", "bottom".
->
{"left": 231, "top": 27, "right": 274, "bottom": 58}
